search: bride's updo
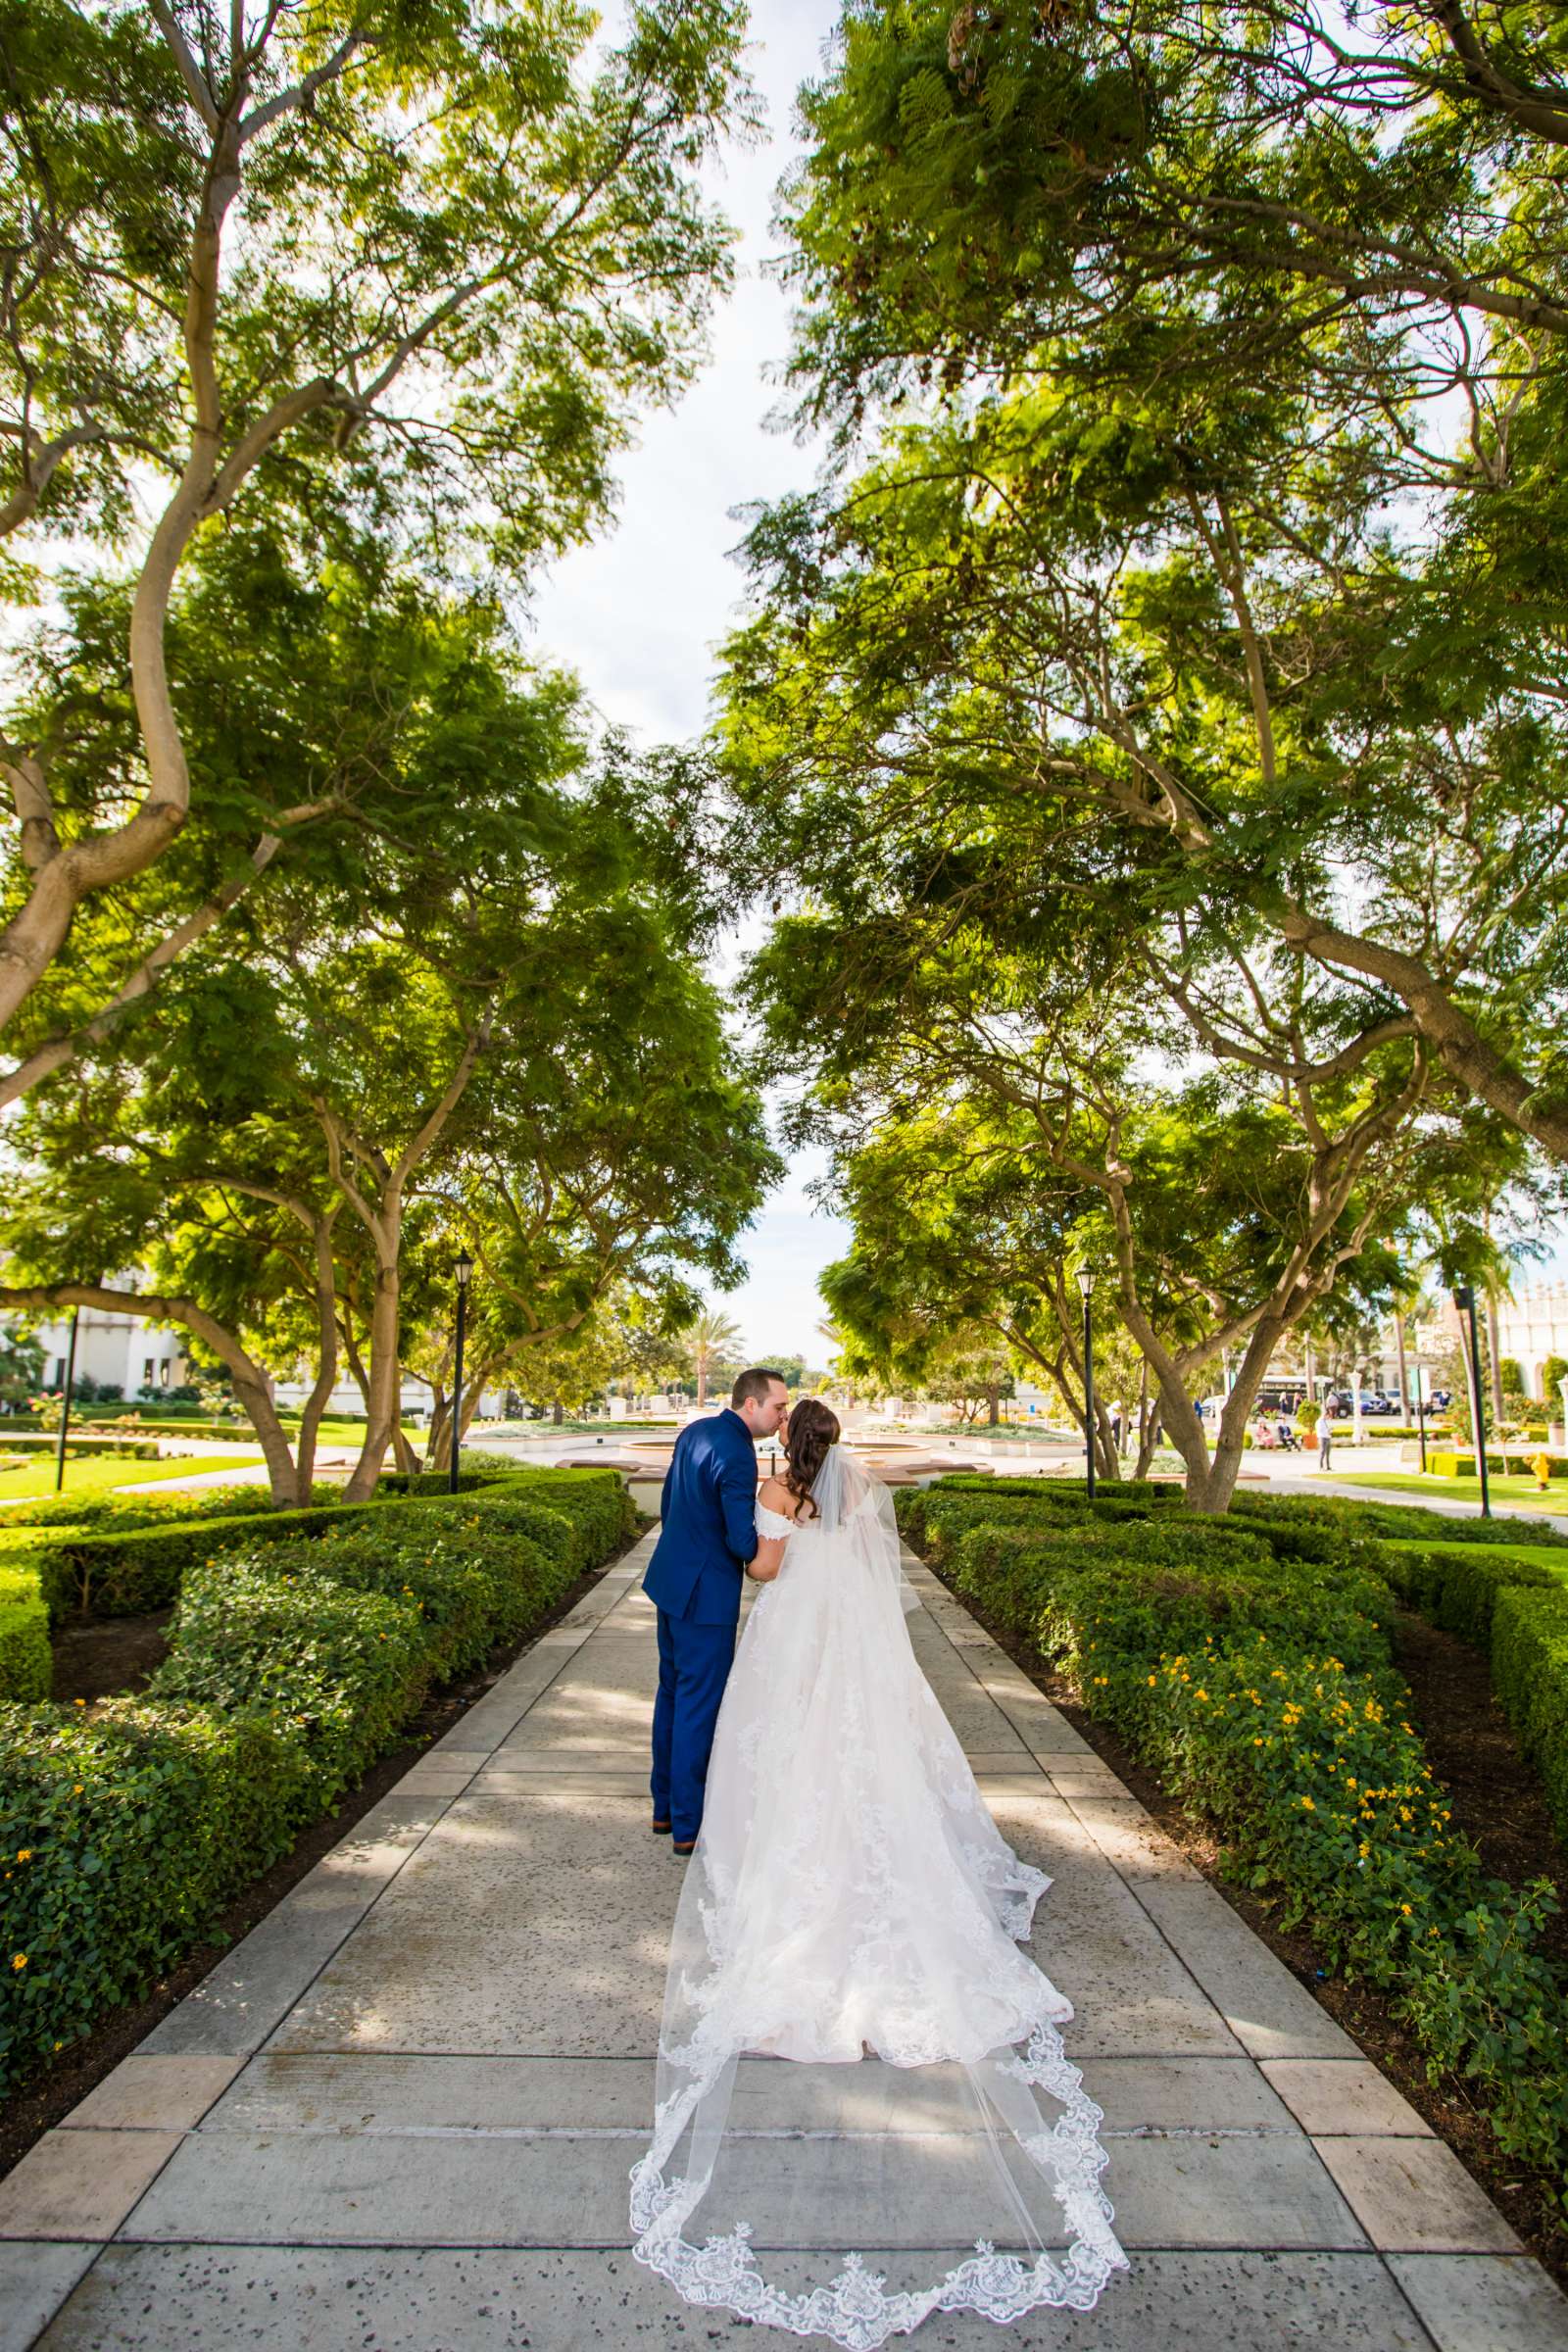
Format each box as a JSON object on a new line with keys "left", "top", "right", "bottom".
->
{"left": 782, "top": 1396, "right": 840, "bottom": 1521}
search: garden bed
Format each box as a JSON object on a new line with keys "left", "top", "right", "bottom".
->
{"left": 900, "top": 1476, "right": 1568, "bottom": 2270}
{"left": 0, "top": 1530, "right": 634, "bottom": 2185}
{"left": 0, "top": 1467, "right": 637, "bottom": 2092}
{"left": 937, "top": 1557, "right": 1568, "bottom": 2291}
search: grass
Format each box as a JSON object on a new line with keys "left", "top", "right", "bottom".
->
{"left": 1382, "top": 1537, "right": 1568, "bottom": 1578}
{"left": 1311, "top": 1469, "right": 1568, "bottom": 1512}
{"left": 0, "top": 1451, "right": 264, "bottom": 1504}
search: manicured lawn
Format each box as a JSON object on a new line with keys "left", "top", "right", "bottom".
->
{"left": 1313, "top": 1469, "right": 1568, "bottom": 1513}
{"left": 1382, "top": 1537, "right": 1568, "bottom": 1580}
{"left": 0, "top": 1451, "right": 264, "bottom": 1504}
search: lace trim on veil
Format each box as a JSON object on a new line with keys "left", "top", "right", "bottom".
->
{"left": 628, "top": 2008, "right": 1125, "bottom": 2349}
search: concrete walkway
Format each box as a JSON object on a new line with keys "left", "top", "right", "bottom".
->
{"left": 4, "top": 1530, "right": 1567, "bottom": 2350}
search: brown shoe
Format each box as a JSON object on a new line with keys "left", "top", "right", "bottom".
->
{"left": 652, "top": 1817, "right": 671, "bottom": 1835}
{"left": 672, "top": 1838, "right": 697, "bottom": 1856}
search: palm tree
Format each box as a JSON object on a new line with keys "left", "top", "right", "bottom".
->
{"left": 682, "top": 1308, "right": 745, "bottom": 1408}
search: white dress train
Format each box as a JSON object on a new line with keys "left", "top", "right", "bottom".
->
{"left": 628, "top": 1446, "right": 1130, "bottom": 2346}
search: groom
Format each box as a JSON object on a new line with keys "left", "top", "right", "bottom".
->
{"left": 645, "top": 1366, "right": 790, "bottom": 1854}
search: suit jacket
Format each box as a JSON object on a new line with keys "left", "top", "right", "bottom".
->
{"left": 643, "top": 1407, "right": 759, "bottom": 1625}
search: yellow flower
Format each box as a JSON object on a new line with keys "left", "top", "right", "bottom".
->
{"left": 1299, "top": 1795, "right": 1315, "bottom": 1811}
{"left": 11, "top": 1954, "right": 25, "bottom": 1970}
{"left": 1195, "top": 1689, "right": 1208, "bottom": 1701}
{"left": 73, "top": 1697, "right": 86, "bottom": 1707}
{"left": 1148, "top": 1674, "right": 1157, "bottom": 1686}
{"left": 1400, "top": 1903, "right": 1413, "bottom": 1917}
{"left": 16, "top": 1849, "right": 30, "bottom": 1862}
{"left": 72, "top": 1785, "right": 83, "bottom": 1796}
{"left": 1252, "top": 1737, "right": 1263, "bottom": 1746}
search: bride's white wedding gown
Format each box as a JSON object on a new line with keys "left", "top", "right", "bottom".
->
{"left": 628, "top": 1447, "right": 1130, "bottom": 2347}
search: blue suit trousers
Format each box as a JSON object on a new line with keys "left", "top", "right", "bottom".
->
{"left": 651, "top": 1608, "right": 736, "bottom": 1843}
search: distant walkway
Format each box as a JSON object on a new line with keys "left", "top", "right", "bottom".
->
{"left": 3, "top": 1530, "right": 1566, "bottom": 2347}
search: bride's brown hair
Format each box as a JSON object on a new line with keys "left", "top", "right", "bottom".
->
{"left": 782, "top": 1396, "right": 840, "bottom": 1521}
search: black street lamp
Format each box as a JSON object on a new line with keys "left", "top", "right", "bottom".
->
{"left": 1077, "top": 1267, "right": 1096, "bottom": 1500}
{"left": 450, "top": 1249, "right": 474, "bottom": 1494}
{"left": 1451, "top": 1285, "right": 1492, "bottom": 1519}
{"left": 54, "top": 1304, "right": 81, "bottom": 1495}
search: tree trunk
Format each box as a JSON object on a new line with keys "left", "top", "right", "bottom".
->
{"left": 1131, "top": 1359, "right": 1155, "bottom": 1477}
{"left": 345, "top": 1235, "right": 400, "bottom": 1501}
{"left": 1394, "top": 1311, "right": 1409, "bottom": 1423}
{"left": 552, "top": 1397, "right": 564, "bottom": 1425}
{"left": 1458, "top": 1312, "right": 1486, "bottom": 1457}
{"left": 987, "top": 1382, "right": 1000, "bottom": 1427}
{"left": 289, "top": 1213, "right": 341, "bottom": 1505}
{"left": 697, "top": 1359, "right": 709, "bottom": 1407}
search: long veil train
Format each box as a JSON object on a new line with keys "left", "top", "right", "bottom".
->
{"left": 628, "top": 1445, "right": 1130, "bottom": 2347}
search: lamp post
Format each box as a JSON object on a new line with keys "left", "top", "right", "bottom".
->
{"left": 449, "top": 1249, "right": 473, "bottom": 1494}
{"left": 1452, "top": 1285, "right": 1492, "bottom": 1519}
{"left": 54, "top": 1305, "right": 81, "bottom": 1495}
{"left": 1413, "top": 1361, "right": 1429, "bottom": 1475}
{"left": 1077, "top": 1267, "right": 1096, "bottom": 1500}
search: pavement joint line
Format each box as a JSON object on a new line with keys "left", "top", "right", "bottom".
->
{"left": 99, "top": 2235, "right": 1409, "bottom": 2256}
{"left": 183, "top": 2122, "right": 1318, "bottom": 2141}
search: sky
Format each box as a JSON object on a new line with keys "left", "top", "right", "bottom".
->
{"left": 526, "top": 0, "right": 852, "bottom": 1365}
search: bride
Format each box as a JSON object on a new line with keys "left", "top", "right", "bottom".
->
{"left": 628, "top": 1399, "right": 1130, "bottom": 2346}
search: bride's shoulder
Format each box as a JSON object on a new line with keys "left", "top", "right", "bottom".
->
{"left": 758, "top": 1477, "right": 803, "bottom": 1522}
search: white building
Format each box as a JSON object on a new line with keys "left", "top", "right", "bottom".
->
{"left": 24, "top": 1301, "right": 187, "bottom": 1399}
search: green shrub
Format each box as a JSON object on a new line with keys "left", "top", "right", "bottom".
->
{"left": 0, "top": 1699, "right": 316, "bottom": 2085}
{"left": 1492, "top": 1586, "right": 1568, "bottom": 1851}
{"left": 0, "top": 1569, "right": 51, "bottom": 1703}
{"left": 907, "top": 1496, "right": 1568, "bottom": 2197}
{"left": 1376, "top": 1541, "right": 1568, "bottom": 1644}
{"left": 0, "top": 1464, "right": 633, "bottom": 2088}
{"left": 1231, "top": 1491, "right": 1568, "bottom": 1551}
{"left": 150, "top": 1556, "right": 433, "bottom": 1796}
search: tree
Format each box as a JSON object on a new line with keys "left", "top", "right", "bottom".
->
{"left": 748, "top": 0, "right": 1568, "bottom": 1164}
{"left": 749, "top": 881, "right": 1526, "bottom": 1508}
{"left": 1, "top": 0, "right": 753, "bottom": 1043}
{"left": 410, "top": 971, "right": 781, "bottom": 1469}
{"left": 0, "top": 1322, "right": 43, "bottom": 1409}
{"left": 679, "top": 1307, "right": 746, "bottom": 1407}
{"left": 0, "top": 618, "right": 780, "bottom": 1499}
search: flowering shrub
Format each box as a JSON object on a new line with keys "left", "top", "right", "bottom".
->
{"left": 907, "top": 1480, "right": 1568, "bottom": 2207}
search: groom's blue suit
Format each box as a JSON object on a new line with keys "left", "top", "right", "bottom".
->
{"left": 644, "top": 1406, "right": 759, "bottom": 1843}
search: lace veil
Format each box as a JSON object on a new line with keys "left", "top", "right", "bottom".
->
{"left": 628, "top": 1444, "right": 1128, "bottom": 2346}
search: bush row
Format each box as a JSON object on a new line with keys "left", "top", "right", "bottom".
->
{"left": 0, "top": 1468, "right": 634, "bottom": 2088}
{"left": 0, "top": 1435, "right": 165, "bottom": 1458}
{"left": 0, "top": 1468, "right": 555, "bottom": 1672}
{"left": 902, "top": 1480, "right": 1568, "bottom": 2202}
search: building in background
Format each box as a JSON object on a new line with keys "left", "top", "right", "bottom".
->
{"left": 24, "top": 1300, "right": 187, "bottom": 1399}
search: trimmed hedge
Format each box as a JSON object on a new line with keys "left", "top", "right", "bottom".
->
{"left": 0, "top": 1464, "right": 634, "bottom": 1667}
{"left": 0, "top": 1467, "right": 632, "bottom": 2087}
{"left": 0, "top": 1435, "right": 164, "bottom": 1458}
{"left": 0, "top": 1567, "right": 50, "bottom": 1705}
{"left": 1375, "top": 1540, "right": 1568, "bottom": 1645}
{"left": 907, "top": 1478, "right": 1568, "bottom": 2201}
{"left": 1494, "top": 1589, "right": 1568, "bottom": 1857}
